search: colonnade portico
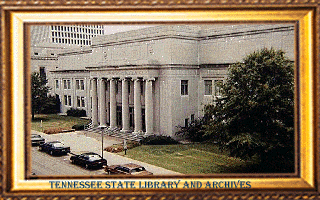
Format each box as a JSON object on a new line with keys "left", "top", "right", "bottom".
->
{"left": 90, "top": 76, "right": 155, "bottom": 135}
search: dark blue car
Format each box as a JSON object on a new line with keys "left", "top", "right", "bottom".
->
{"left": 39, "top": 141, "right": 70, "bottom": 156}
{"left": 70, "top": 152, "right": 107, "bottom": 169}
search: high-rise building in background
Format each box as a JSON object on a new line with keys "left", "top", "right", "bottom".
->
{"left": 30, "top": 25, "right": 105, "bottom": 79}
{"left": 31, "top": 25, "right": 104, "bottom": 46}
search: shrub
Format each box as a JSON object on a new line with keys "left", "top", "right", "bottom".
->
{"left": 44, "top": 127, "right": 65, "bottom": 134}
{"left": 175, "top": 117, "right": 209, "bottom": 142}
{"left": 72, "top": 124, "right": 85, "bottom": 130}
{"left": 66, "top": 108, "right": 86, "bottom": 117}
{"left": 105, "top": 146, "right": 123, "bottom": 153}
{"left": 105, "top": 141, "right": 140, "bottom": 153}
{"left": 140, "top": 135, "right": 179, "bottom": 145}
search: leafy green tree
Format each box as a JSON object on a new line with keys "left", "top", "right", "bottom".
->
{"left": 41, "top": 94, "right": 61, "bottom": 114}
{"left": 31, "top": 72, "right": 50, "bottom": 120}
{"left": 204, "top": 48, "right": 294, "bottom": 172}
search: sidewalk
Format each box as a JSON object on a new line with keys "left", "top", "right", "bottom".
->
{"left": 31, "top": 130, "right": 182, "bottom": 175}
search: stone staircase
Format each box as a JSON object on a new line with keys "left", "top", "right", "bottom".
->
{"left": 85, "top": 125, "right": 147, "bottom": 142}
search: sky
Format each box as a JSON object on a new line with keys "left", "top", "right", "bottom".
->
{"left": 103, "top": 25, "right": 155, "bottom": 35}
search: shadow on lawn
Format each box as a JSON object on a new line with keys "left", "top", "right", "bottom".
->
{"left": 212, "top": 162, "right": 295, "bottom": 174}
{"left": 32, "top": 117, "right": 50, "bottom": 122}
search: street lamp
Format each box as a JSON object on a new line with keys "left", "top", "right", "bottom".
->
{"left": 98, "top": 125, "right": 107, "bottom": 160}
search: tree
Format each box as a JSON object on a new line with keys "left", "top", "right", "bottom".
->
{"left": 41, "top": 94, "right": 61, "bottom": 114}
{"left": 204, "top": 48, "right": 294, "bottom": 172}
{"left": 31, "top": 72, "right": 50, "bottom": 120}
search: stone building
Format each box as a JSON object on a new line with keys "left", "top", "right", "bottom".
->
{"left": 31, "top": 25, "right": 105, "bottom": 78}
{"left": 31, "top": 24, "right": 295, "bottom": 137}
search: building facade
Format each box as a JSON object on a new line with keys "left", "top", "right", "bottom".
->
{"left": 31, "top": 24, "right": 295, "bottom": 137}
{"left": 31, "top": 25, "right": 105, "bottom": 79}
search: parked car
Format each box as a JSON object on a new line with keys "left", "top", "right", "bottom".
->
{"left": 31, "top": 134, "right": 45, "bottom": 146}
{"left": 105, "top": 163, "right": 153, "bottom": 175}
{"left": 39, "top": 141, "right": 70, "bottom": 155}
{"left": 70, "top": 152, "right": 107, "bottom": 169}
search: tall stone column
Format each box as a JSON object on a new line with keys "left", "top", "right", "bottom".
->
{"left": 133, "top": 78, "right": 142, "bottom": 133}
{"left": 145, "top": 78, "right": 155, "bottom": 135}
{"left": 121, "top": 78, "right": 130, "bottom": 132}
{"left": 99, "top": 78, "right": 107, "bottom": 126}
{"left": 91, "top": 78, "right": 98, "bottom": 126}
{"left": 109, "top": 78, "right": 117, "bottom": 129}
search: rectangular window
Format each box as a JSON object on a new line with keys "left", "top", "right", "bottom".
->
{"left": 63, "top": 80, "right": 67, "bottom": 89}
{"left": 80, "top": 80, "right": 84, "bottom": 90}
{"left": 214, "top": 80, "right": 223, "bottom": 96}
{"left": 76, "top": 80, "right": 80, "bottom": 90}
{"left": 77, "top": 96, "right": 81, "bottom": 107}
{"left": 55, "top": 80, "right": 59, "bottom": 89}
{"left": 63, "top": 79, "right": 71, "bottom": 89}
{"left": 68, "top": 80, "right": 71, "bottom": 89}
{"left": 191, "top": 114, "right": 195, "bottom": 122}
{"left": 181, "top": 80, "right": 188, "bottom": 96}
{"left": 77, "top": 96, "right": 85, "bottom": 107}
{"left": 68, "top": 96, "right": 72, "bottom": 106}
{"left": 204, "top": 80, "right": 213, "bottom": 95}
{"left": 64, "top": 95, "right": 68, "bottom": 105}
{"left": 81, "top": 97, "right": 85, "bottom": 107}
{"left": 185, "top": 118, "right": 189, "bottom": 128}
{"left": 39, "top": 67, "right": 46, "bottom": 79}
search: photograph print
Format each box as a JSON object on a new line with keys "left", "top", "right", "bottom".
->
{"left": 30, "top": 23, "right": 296, "bottom": 176}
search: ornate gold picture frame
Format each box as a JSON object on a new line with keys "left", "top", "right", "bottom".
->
{"left": 1, "top": 1, "right": 319, "bottom": 199}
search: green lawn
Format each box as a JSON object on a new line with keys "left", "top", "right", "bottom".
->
{"left": 31, "top": 115, "right": 251, "bottom": 174}
{"left": 117, "top": 143, "right": 248, "bottom": 174}
{"left": 31, "top": 114, "right": 90, "bottom": 132}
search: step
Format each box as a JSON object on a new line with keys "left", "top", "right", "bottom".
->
{"left": 84, "top": 126, "right": 149, "bottom": 142}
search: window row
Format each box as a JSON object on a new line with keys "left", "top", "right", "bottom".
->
{"left": 56, "top": 79, "right": 85, "bottom": 90}
{"left": 52, "top": 38, "right": 91, "bottom": 45}
{"left": 204, "top": 80, "right": 223, "bottom": 96}
{"left": 180, "top": 80, "right": 223, "bottom": 96}
{"left": 51, "top": 32, "right": 99, "bottom": 39}
{"left": 51, "top": 25, "right": 103, "bottom": 33}
{"left": 63, "top": 95, "right": 86, "bottom": 108}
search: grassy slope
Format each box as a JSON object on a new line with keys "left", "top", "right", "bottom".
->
{"left": 117, "top": 143, "right": 246, "bottom": 174}
{"left": 31, "top": 114, "right": 90, "bottom": 132}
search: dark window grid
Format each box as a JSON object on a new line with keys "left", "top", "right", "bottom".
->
{"left": 77, "top": 96, "right": 81, "bottom": 107}
{"left": 204, "top": 80, "right": 213, "bottom": 95}
{"left": 81, "top": 97, "right": 85, "bottom": 107}
{"left": 185, "top": 118, "right": 189, "bottom": 127}
{"left": 64, "top": 95, "right": 68, "bottom": 105}
{"left": 68, "top": 96, "right": 72, "bottom": 106}
{"left": 214, "top": 80, "right": 223, "bottom": 96}
{"left": 181, "top": 80, "right": 188, "bottom": 95}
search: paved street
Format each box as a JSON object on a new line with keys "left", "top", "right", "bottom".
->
{"left": 31, "top": 130, "right": 182, "bottom": 176}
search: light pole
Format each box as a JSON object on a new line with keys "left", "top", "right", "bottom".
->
{"left": 98, "top": 125, "right": 107, "bottom": 160}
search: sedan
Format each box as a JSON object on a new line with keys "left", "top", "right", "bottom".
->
{"left": 70, "top": 152, "right": 107, "bottom": 169}
{"left": 39, "top": 141, "right": 71, "bottom": 156}
{"left": 31, "top": 134, "right": 45, "bottom": 146}
{"left": 106, "top": 163, "right": 153, "bottom": 175}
